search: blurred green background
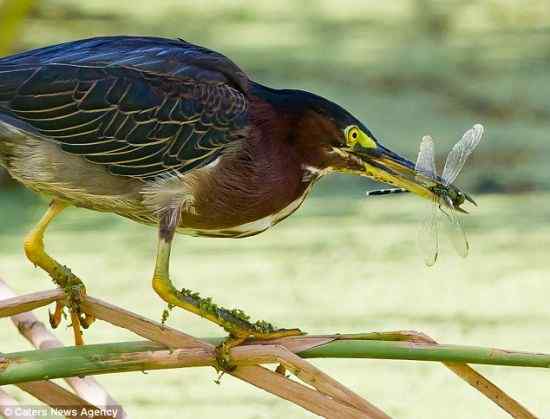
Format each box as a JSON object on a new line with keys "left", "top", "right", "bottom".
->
{"left": 0, "top": 1, "right": 549, "bottom": 418}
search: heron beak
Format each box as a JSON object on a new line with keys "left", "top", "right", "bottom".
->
{"left": 350, "top": 143, "right": 441, "bottom": 201}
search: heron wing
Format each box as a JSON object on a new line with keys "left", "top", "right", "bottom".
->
{"left": 0, "top": 36, "right": 249, "bottom": 180}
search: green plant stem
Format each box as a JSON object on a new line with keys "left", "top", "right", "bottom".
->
{"left": 299, "top": 340, "right": 550, "bottom": 367}
{"left": 1, "top": 338, "right": 550, "bottom": 385}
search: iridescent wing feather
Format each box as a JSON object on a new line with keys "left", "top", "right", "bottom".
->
{"left": 0, "top": 36, "right": 249, "bottom": 180}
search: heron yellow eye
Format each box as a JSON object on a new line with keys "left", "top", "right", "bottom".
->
{"left": 345, "top": 126, "right": 377, "bottom": 149}
{"left": 346, "top": 127, "right": 360, "bottom": 147}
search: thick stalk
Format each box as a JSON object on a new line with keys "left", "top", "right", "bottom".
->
{"left": 2, "top": 338, "right": 550, "bottom": 385}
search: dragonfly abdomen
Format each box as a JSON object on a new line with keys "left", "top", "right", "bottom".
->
{"left": 366, "top": 188, "right": 408, "bottom": 197}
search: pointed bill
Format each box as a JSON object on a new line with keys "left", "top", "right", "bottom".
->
{"left": 442, "top": 124, "right": 484, "bottom": 185}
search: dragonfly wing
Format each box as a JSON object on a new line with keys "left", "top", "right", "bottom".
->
{"left": 441, "top": 124, "right": 484, "bottom": 185}
{"left": 417, "top": 200, "right": 439, "bottom": 266}
{"left": 442, "top": 206, "right": 469, "bottom": 258}
{"left": 415, "top": 135, "right": 437, "bottom": 179}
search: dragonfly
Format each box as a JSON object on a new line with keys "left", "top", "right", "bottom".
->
{"left": 366, "top": 124, "right": 484, "bottom": 266}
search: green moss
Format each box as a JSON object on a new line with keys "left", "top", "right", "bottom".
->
{"left": 160, "top": 303, "right": 173, "bottom": 328}
{"left": 176, "top": 288, "right": 278, "bottom": 335}
{"left": 227, "top": 308, "right": 251, "bottom": 322}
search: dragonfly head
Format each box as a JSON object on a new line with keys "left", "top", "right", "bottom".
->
{"left": 438, "top": 185, "right": 477, "bottom": 214}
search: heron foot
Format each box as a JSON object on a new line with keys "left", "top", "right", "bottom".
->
{"left": 24, "top": 200, "right": 94, "bottom": 346}
{"left": 48, "top": 275, "right": 95, "bottom": 345}
{"left": 154, "top": 274, "right": 303, "bottom": 340}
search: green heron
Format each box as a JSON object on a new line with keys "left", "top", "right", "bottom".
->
{"left": 0, "top": 36, "right": 463, "bottom": 347}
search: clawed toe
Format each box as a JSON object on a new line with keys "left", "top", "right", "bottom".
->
{"left": 213, "top": 327, "right": 305, "bottom": 373}
{"left": 214, "top": 337, "right": 244, "bottom": 373}
{"left": 48, "top": 280, "right": 94, "bottom": 346}
{"left": 48, "top": 301, "right": 65, "bottom": 328}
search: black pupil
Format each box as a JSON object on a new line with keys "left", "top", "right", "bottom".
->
{"left": 352, "top": 132, "right": 357, "bottom": 138}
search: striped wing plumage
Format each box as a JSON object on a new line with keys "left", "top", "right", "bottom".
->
{"left": 0, "top": 36, "right": 249, "bottom": 180}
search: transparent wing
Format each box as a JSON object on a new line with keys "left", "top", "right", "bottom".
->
{"left": 415, "top": 135, "right": 437, "bottom": 179}
{"left": 417, "top": 199, "right": 439, "bottom": 266}
{"left": 441, "top": 204, "right": 469, "bottom": 258}
{"left": 442, "top": 124, "right": 484, "bottom": 185}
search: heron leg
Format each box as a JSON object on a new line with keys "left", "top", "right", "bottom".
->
{"left": 152, "top": 207, "right": 303, "bottom": 366}
{"left": 23, "top": 199, "right": 94, "bottom": 345}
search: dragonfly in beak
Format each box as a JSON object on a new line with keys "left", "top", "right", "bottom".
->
{"left": 366, "top": 124, "right": 484, "bottom": 265}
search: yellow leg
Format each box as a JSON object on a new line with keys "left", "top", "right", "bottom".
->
{"left": 151, "top": 208, "right": 303, "bottom": 342}
{"left": 24, "top": 200, "right": 68, "bottom": 283}
{"left": 23, "top": 200, "right": 94, "bottom": 345}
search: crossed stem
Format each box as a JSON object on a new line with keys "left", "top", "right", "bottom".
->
{"left": 0, "top": 285, "right": 539, "bottom": 419}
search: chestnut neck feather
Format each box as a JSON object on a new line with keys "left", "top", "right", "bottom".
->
{"left": 181, "top": 88, "right": 317, "bottom": 231}
{"left": 248, "top": 83, "right": 341, "bottom": 169}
